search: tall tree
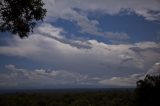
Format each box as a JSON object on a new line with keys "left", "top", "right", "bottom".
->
{"left": 133, "top": 75, "right": 160, "bottom": 106}
{"left": 0, "top": 0, "right": 46, "bottom": 38}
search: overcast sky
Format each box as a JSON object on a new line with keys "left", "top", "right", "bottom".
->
{"left": 0, "top": 0, "right": 160, "bottom": 89}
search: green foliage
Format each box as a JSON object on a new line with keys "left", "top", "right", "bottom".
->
{"left": 133, "top": 75, "right": 160, "bottom": 106}
{"left": 0, "top": 0, "right": 46, "bottom": 38}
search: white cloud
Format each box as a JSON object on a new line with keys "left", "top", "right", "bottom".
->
{"left": 42, "top": 0, "right": 160, "bottom": 38}
{"left": 44, "top": 0, "right": 160, "bottom": 21}
{"left": 0, "top": 23, "right": 159, "bottom": 82}
{"left": 53, "top": 8, "right": 128, "bottom": 41}
{"left": 1, "top": 0, "right": 160, "bottom": 88}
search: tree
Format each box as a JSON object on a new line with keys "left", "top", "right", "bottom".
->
{"left": 0, "top": 0, "right": 46, "bottom": 38}
{"left": 133, "top": 75, "right": 160, "bottom": 106}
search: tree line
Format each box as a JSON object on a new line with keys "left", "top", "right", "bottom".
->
{"left": 0, "top": 75, "right": 159, "bottom": 106}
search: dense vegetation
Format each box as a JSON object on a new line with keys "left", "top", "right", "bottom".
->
{"left": 0, "top": 90, "right": 133, "bottom": 106}
{"left": 0, "top": 75, "right": 159, "bottom": 106}
{"left": 133, "top": 75, "right": 160, "bottom": 106}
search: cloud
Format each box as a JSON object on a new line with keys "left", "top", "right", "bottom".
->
{"left": 0, "top": 23, "right": 160, "bottom": 76}
{"left": 44, "top": 5, "right": 102, "bottom": 36}
{"left": 36, "top": 23, "right": 92, "bottom": 49}
{"left": 41, "top": 0, "right": 160, "bottom": 39}
{"left": 46, "top": 6, "right": 130, "bottom": 41}
{"left": 99, "top": 73, "right": 145, "bottom": 87}
{"left": 0, "top": 64, "right": 88, "bottom": 88}
{"left": 146, "top": 62, "right": 160, "bottom": 76}
{"left": 1, "top": 62, "right": 159, "bottom": 88}
{"left": 135, "top": 42, "right": 160, "bottom": 49}
{"left": 99, "top": 61, "right": 160, "bottom": 87}
{"left": 105, "top": 32, "right": 130, "bottom": 40}
{"left": 1, "top": 1, "right": 160, "bottom": 88}
{"left": 44, "top": 0, "right": 160, "bottom": 21}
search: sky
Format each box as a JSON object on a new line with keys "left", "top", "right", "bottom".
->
{"left": 0, "top": 0, "right": 160, "bottom": 89}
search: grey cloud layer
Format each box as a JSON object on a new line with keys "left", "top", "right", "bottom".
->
{"left": 0, "top": 62, "right": 159, "bottom": 88}
{"left": 100, "top": 62, "right": 160, "bottom": 86}
{"left": 0, "top": 65, "right": 88, "bottom": 88}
